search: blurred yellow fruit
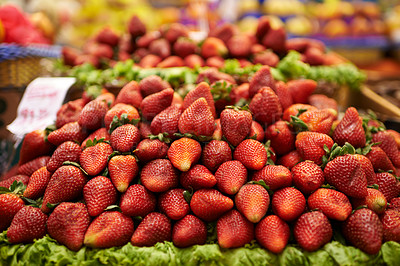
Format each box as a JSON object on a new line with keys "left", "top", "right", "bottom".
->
{"left": 286, "top": 16, "right": 314, "bottom": 36}
{"left": 30, "top": 12, "right": 55, "bottom": 41}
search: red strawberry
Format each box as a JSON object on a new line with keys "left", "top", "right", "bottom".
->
{"left": 23, "top": 167, "right": 51, "bottom": 199}
{"left": 272, "top": 187, "right": 306, "bottom": 221}
{"left": 150, "top": 104, "right": 183, "bottom": 138}
{"left": 209, "top": 23, "right": 238, "bottom": 44}
{"left": 282, "top": 104, "right": 317, "bottom": 122}
{"left": 18, "top": 129, "right": 55, "bottom": 165}
{"left": 108, "top": 155, "right": 138, "bottom": 193}
{"left": 342, "top": 208, "right": 383, "bottom": 254}
{"left": 287, "top": 79, "right": 317, "bottom": 104}
{"left": 249, "top": 87, "right": 282, "bottom": 126}
{"left": 173, "top": 37, "right": 198, "bottom": 58}
{"left": 84, "top": 211, "right": 134, "bottom": 248}
{"left": 81, "top": 128, "right": 111, "bottom": 149}
{"left": 114, "top": 81, "right": 143, "bottom": 109}
{"left": 163, "top": 23, "right": 189, "bottom": 44}
{"left": 190, "top": 188, "right": 234, "bottom": 222}
{"left": 47, "top": 122, "right": 88, "bottom": 146}
{"left": 352, "top": 188, "right": 387, "bottom": 214}
{"left": 248, "top": 66, "right": 276, "bottom": 98}
{"left": 180, "top": 164, "right": 217, "bottom": 190}
{"left": 56, "top": 99, "right": 86, "bottom": 128}
{"left": 381, "top": 209, "right": 400, "bottom": 242}
{"left": 212, "top": 119, "right": 223, "bottom": 140}
{"left": 95, "top": 27, "right": 119, "bottom": 46}
{"left": 372, "top": 131, "right": 400, "bottom": 168}
{"left": 252, "top": 50, "right": 280, "bottom": 67}
{"left": 168, "top": 138, "right": 201, "bottom": 172}
{"left": 252, "top": 165, "right": 292, "bottom": 191}
{"left": 295, "top": 132, "right": 334, "bottom": 165}
{"left": 83, "top": 175, "right": 117, "bottom": 217}
{"left": 387, "top": 129, "right": 400, "bottom": 149}
{"left": 183, "top": 82, "right": 217, "bottom": 118}
{"left": 196, "top": 68, "right": 236, "bottom": 85}
{"left": 324, "top": 154, "right": 368, "bottom": 198}
{"left": 178, "top": 98, "right": 216, "bottom": 137}
{"left": 389, "top": 197, "right": 400, "bottom": 211}
{"left": 110, "top": 124, "right": 140, "bottom": 153}
{"left": 273, "top": 81, "right": 293, "bottom": 111}
{"left": 41, "top": 165, "right": 87, "bottom": 213}
{"left": 78, "top": 99, "right": 108, "bottom": 130}
{"left": 294, "top": 211, "right": 332, "bottom": 252}
{"left": 104, "top": 103, "right": 140, "bottom": 130}
{"left": 18, "top": 156, "right": 50, "bottom": 176}
{"left": 149, "top": 38, "right": 171, "bottom": 59}
{"left": 376, "top": 172, "right": 400, "bottom": 202}
{"left": 0, "top": 193, "right": 25, "bottom": 231}
{"left": 47, "top": 202, "right": 90, "bottom": 251}
{"left": 227, "top": 34, "right": 252, "bottom": 58}
{"left": 131, "top": 212, "right": 172, "bottom": 247}
{"left": 139, "top": 75, "right": 170, "bottom": 98}
{"left": 247, "top": 121, "right": 264, "bottom": 142}
{"left": 255, "top": 16, "right": 271, "bottom": 40}
{"left": 172, "top": 214, "right": 207, "bottom": 248}
{"left": 235, "top": 183, "right": 270, "bottom": 223}
{"left": 308, "top": 188, "right": 352, "bottom": 221}
{"left": 277, "top": 150, "right": 303, "bottom": 170}
{"left": 309, "top": 94, "right": 338, "bottom": 111}
{"left": 140, "top": 159, "right": 179, "bottom": 193}
{"left": 291, "top": 161, "right": 324, "bottom": 195}
{"left": 333, "top": 107, "right": 366, "bottom": 148}
{"left": 7, "top": 206, "right": 47, "bottom": 243}
{"left": 135, "top": 139, "right": 169, "bottom": 164}
{"left": 217, "top": 209, "right": 254, "bottom": 248}
{"left": 265, "top": 121, "right": 295, "bottom": 155}
{"left": 184, "top": 54, "right": 205, "bottom": 68}
{"left": 255, "top": 215, "right": 290, "bottom": 253}
{"left": 0, "top": 174, "right": 29, "bottom": 188}
{"left": 220, "top": 106, "right": 252, "bottom": 146}
{"left": 158, "top": 188, "right": 190, "bottom": 220}
{"left": 366, "top": 146, "right": 396, "bottom": 173}
{"left": 140, "top": 88, "right": 174, "bottom": 121}
{"left": 215, "top": 160, "right": 247, "bottom": 195}
{"left": 201, "top": 37, "right": 228, "bottom": 59}
{"left": 80, "top": 141, "right": 113, "bottom": 176}
{"left": 47, "top": 141, "right": 82, "bottom": 173}
{"left": 233, "top": 139, "right": 267, "bottom": 171}
{"left": 128, "top": 15, "right": 146, "bottom": 38}
{"left": 139, "top": 54, "right": 162, "bottom": 68}
{"left": 298, "top": 109, "right": 336, "bottom": 135}
{"left": 201, "top": 140, "right": 232, "bottom": 173}
{"left": 353, "top": 154, "right": 377, "bottom": 186}
{"left": 120, "top": 184, "right": 156, "bottom": 217}
{"left": 157, "top": 56, "right": 185, "bottom": 68}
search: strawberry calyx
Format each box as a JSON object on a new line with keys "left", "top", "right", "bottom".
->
{"left": 109, "top": 113, "right": 140, "bottom": 134}
{"left": 62, "top": 161, "right": 89, "bottom": 176}
{"left": 46, "top": 202, "right": 60, "bottom": 210}
{"left": 362, "top": 110, "right": 386, "bottom": 142}
{"left": 352, "top": 205, "right": 368, "bottom": 214}
{"left": 368, "top": 184, "right": 380, "bottom": 190}
{"left": 148, "top": 133, "right": 172, "bottom": 144}
{"left": 264, "top": 140, "right": 276, "bottom": 165}
{"left": 289, "top": 115, "right": 309, "bottom": 133}
{"left": 225, "top": 105, "right": 251, "bottom": 113}
{"left": 211, "top": 80, "right": 233, "bottom": 102}
{"left": 174, "top": 132, "right": 212, "bottom": 142}
{"left": 355, "top": 142, "right": 379, "bottom": 156}
{"left": 0, "top": 180, "right": 25, "bottom": 196}
{"left": 321, "top": 184, "right": 336, "bottom": 190}
{"left": 85, "top": 137, "right": 108, "bottom": 148}
{"left": 321, "top": 142, "right": 355, "bottom": 168}
{"left": 248, "top": 180, "right": 270, "bottom": 192}
{"left": 21, "top": 197, "right": 43, "bottom": 208}
{"left": 183, "top": 188, "right": 193, "bottom": 204}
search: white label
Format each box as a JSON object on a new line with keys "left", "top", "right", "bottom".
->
{"left": 7, "top": 77, "right": 76, "bottom": 138}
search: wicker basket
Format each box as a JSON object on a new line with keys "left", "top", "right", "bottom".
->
{"left": 0, "top": 57, "right": 42, "bottom": 88}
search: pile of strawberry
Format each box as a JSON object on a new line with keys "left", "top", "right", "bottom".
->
{"left": 1, "top": 65, "right": 400, "bottom": 255}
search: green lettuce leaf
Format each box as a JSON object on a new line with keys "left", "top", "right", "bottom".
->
{"left": 381, "top": 241, "right": 400, "bottom": 266}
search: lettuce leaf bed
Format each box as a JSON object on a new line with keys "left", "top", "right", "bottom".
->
{"left": 1, "top": 232, "right": 399, "bottom": 266}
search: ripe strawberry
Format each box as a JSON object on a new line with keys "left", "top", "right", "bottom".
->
{"left": 178, "top": 98, "right": 216, "bottom": 137}
{"left": 201, "top": 140, "right": 232, "bottom": 173}
{"left": 18, "top": 156, "right": 50, "bottom": 176}
{"left": 286, "top": 38, "right": 325, "bottom": 53}
{"left": 172, "top": 214, "right": 207, "bottom": 248}
{"left": 140, "top": 159, "right": 179, "bottom": 193}
{"left": 78, "top": 99, "right": 108, "bottom": 130}
{"left": 366, "top": 146, "right": 396, "bottom": 173}
{"left": 249, "top": 87, "right": 282, "bottom": 126}
{"left": 139, "top": 54, "right": 162, "bottom": 68}
{"left": 80, "top": 141, "right": 113, "bottom": 176}
{"left": 183, "top": 82, "right": 217, "bottom": 119}
{"left": 18, "top": 129, "right": 55, "bottom": 165}
{"left": 265, "top": 121, "right": 295, "bottom": 155}
{"left": 372, "top": 131, "right": 400, "bottom": 168}
{"left": 209, "top": 23, "right": 238, "bottom": 44}
{"left": 325, "top": 154, "right": 368, "bottom": 198}
{"left": 108, "top": 155, "right": 138, "bottom": 193}
{"left": 212, "top": 119, "right": 223, "bottom": 141}
{"left": 261, "top": 27, "right": 286, "bottom": 54}
{"left": 294, "top": 211, "right": 332, "bottom": 252}
{"left": 227, "top": 34, "right": 252, "bottom": 58}
{"left": 149, "top": 38, "right": 171, "bottom": 59}
{"left": 287, "top": 79, "right": 317, "bottom": 104}
{"left": 104, "top": 103, "right": 140, "bottom": 130}
{"left": 139, "top": 75, "right": 170, "bottom": 98}
{"left": 46, "top": 141, "right": 82, "bottom": 173}
{"left": 201, "top": 37, "right": 228, "bottom": 59}
{"left": 215, "top": 160, "right": 247, "bottom": 195}
{"left": 7, "top": 206, "right": 47, "bottom": 243}
{"left": 248, "top": 66, "right": 276, "bottom": 98}
{"left": 332, "top": 107, "right": 366, "bottom": 148}
{"left": 217, "top": 209, "right": 254, "bottom": 248}
{"left": 309, "top": 94, "right": 338, "bottom": 111}
{"left": 157, "top": 56, "right": 185, "bottom": 68}
{"left": 163, "top": 22, "right": 189, "bottom": 44}
{"left": 23, "top": 167, "right": 51, "bottom": 199}
{"left": 128, "top": 15, "right": 146, "bottom": 38}
{"left": 150, "top": 104, "right": 183, "bottom": 137}
{"left": 353, "top": 154, "right": 377, "bottom": 186}
{"left": 180, "top": 164, "right": 217, "bottom": 190}
{"left": 352, "top": 188, "right": 387, "bottom": 214}
{"left": 158, "top": 188, "right": 190, "bottom": 220}
{"left": 110, "top": 124, "right": 140, "bottom": 153}
{"left": 95, "top": 27, "right": 119, "bottom": 46}
{"left": 83, "top": 175, "right": 117, "bottom": 217}
{"left": 235, "top": 183, "right": 270, "bottom": 223}
{"left": 252, "top": 165, "right": 292, "bottom": 191}
{"left": 196, "top": 68, "right": 236, "bottom": 85}
{"left": 295, "top": 132, "right": 334, "bottom": 165}
{"left": 298, "top": 109, "right": 336, "bottom": 135}
{"left": 255, "top": 215, "right": 290, "bottom": 253}
{"left": 308, "top": 188, "right": 352, "bottom": 221}
{"left": 0, "top": 174, "right": 29, "bottom": 188}
{"left": 56, "top": 99, "right": 86, "bottom": 128}
{"left": 173, "top": 37, "right": 198, "bottom": 58}
{"left": 47, "top": 122, "right": 88, "bottom": 146}
{"left": 0, "top": 193, "right": 25, "bottom": 231}
{"left": 184, "top": 54, "right": 205, "bottom": 68}
{"left": 113, "top": 81, "right": 143, "bottom": 108}
{"left": 137, "top": 31, "right": 159, "bottom": 48}
{"left": 291, "top": 161, "right": 324, "bottom": 195}
{"left": 220, "top": 106, "right": 252, "bottom": 146}
{"left": 387, "top": 129, "right": 400, "bottom": 149}
{"left": 190, "top": 189, "right": 234, "bottom": 222}
{"left": 381, "top": 209, "right": 400, "bottom": 242}
{"left": 273, "top": 81, "right": 293, "bottom": 111}
{"left": 47, "top": 202, "right": 90, "bottom": 251}
{"left": 168, "top": 138, "right": 201, "bottom": 172}
{"left": 342, "top": 208, "right": 383, "bottom": 254}
{"left": 271, "top": 187, "right": 306, "bottom": 221}
{"left": 140, "top": 88, "right": 174, "bottom": 121}
{"left": 376, "top": 172, "right": 400, "bottom": 202}
{"left": 248, "top": 121, "right": 264, "bottom": 142}
{"left": 233, "top": 139, "right": 267, "bottom": 171}
{"left": 81, "top": 128, "right": 111, "bottom": 149}
{"left": 131, "top": 212, "right": 172, "bottom": 247}
{"left": 135, "top": 139, "right": 169, "bottom": 164}
{"left": 252, "top": 50, "right": 279, "bottom": 67}
{"left": 84, "top": 211, "right": 134, "bottom": 248}
{"left": 282, "top": 104, "right": 317, "bottom": 122}
{"left": 276, "top": 150, "right": 303, "bottom": 170}
{"left": 120, "top": 186, "right": 155, "bottom": 220}
{"left": 41, "top": 165, "right": 87, "bottom": 213}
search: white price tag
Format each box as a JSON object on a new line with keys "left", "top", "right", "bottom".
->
{"left": 7, "top": 77, "right": 76, "bottom": 139}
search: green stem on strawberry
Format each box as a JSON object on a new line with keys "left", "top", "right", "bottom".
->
{"left": 62, "top": 161, "right": 89, "bottom": 176}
